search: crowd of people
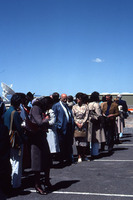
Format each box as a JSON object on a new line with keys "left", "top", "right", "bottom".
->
{"left": 0, "top": 91, "right": 128, "bottom": 196}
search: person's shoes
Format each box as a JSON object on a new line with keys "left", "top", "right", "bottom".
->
{"left": 45, "top": 181, "right": 52, "bottom": 188}
{"left": 58, "top": 160, "right": 65, "bottom": 167}
{"left": 100, "top": 144, "right": 105, "bottom": 151}
{"left": 108, "top": 147, "right": 113, "bottom": 153}
{"left": 83, "top": 157, "right": 89, "bottom": 161}
{"left": 65, "top": 160, "right": 72, "bottom": 166}
{"left": 90, "top": 155, "right": 95, "bottom": 161}
{"left": 35, "top": 185, "right": 47, "bottom": 195}
{"left": 115, "top": 139, "right": 122, "bottom": 144}
{"left": 78, "top": 158, "right": 82, "bottom": 163}
{"left": 44, "top": 180, "right": 53, "bottom": 192}
{"left": 100, "top": 147, "right": 105, "bottom": 151}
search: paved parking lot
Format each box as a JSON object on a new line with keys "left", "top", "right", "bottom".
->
{"left": 1, "top": 115, "right": 133, "bottom": 200}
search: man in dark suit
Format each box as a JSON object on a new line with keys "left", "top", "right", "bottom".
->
{"left": 52, "top": 94, "right": 74, "bottom": 165}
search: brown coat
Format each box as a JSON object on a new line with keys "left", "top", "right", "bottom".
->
{"left": 102, "top": 102, "right": 119, "bottom": 117}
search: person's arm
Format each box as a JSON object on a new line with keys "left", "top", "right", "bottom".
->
{"left": 108, "top": 104, "right": 119, "bottom": 118}
{"left": 72, "top": 105, "right": 87, "bottom": 129}
{"left": 95, "top": 103, "right": 102, "bottom": 116}
{"left": 72, "top": 106, "right": 77, "bottom": 123}
{"left": 48, "top": 109, "right": 56, "bottom": 126}
{"left": 52, "top": 104, "right": 63, "bottom": 130}
{"left": 13, "top": 111, "right": 28, "bottom": 143}
{"left": 31, "top": 106, "right": 49, "bottom": 126}
{"left": 82, "top": 105, "right": 89, "bottom": 125}
{"left": 13, "top": 111, "right": 23, "bottom": 133}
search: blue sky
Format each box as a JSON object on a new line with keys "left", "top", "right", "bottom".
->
{"left": 0, "top": 0, "right": 133, "bottom": 97}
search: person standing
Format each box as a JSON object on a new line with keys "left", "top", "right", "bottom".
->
{"left": 47, "top": 92, "right": 60, "bottom": 155}
{"left": 101, "top": 94, "right": 119, "bottom": 152}
{"left": 51, "top": 92, "right": 60, "bottom": 104}
{"left": 114, "top": 98, "right": 124, "bottom": 143}
{"left": 52, "top": 94, "right": 74, "bottom": 165}
{"left": 117, "top": 94, "right": 128, "bottom": 137}
{"left": 46, "top": 107, "right": 60, "bottom": 154}
{"left": 88, "top": 92, "right": 106, "bottom": 158}
{"left": 72, "top": 92, "right": 89, "bottom": 162}
{"left": 4, "top": 94, "right": 25, "bottom": 190}
{"left": 67, "top": 95, "right": 75, "bottom": 110}
{"left": 29, "top": 96, "right": 53, "bottom": 195}
{"left": 26, "top": 92, "right": 34, "bottom": 110}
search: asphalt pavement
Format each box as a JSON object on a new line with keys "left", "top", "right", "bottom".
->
{"left": 1, "top": 114, "right": 133, "bottom": 200}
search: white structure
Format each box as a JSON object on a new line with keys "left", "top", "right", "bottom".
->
{"left": 1, "top": 82, "right": 15, "bottom": 102}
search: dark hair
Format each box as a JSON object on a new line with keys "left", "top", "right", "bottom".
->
{"left": 33, "top": 96, "right": 53, "bottom": 111}
{"left": 67, "top": 95, "right": 73, "bottom": 102}
{"left": 75, "top": 92, "right": 84, "bottom": 100}
{"left": 106, "top": 94, "right": 112, "bottom": 99}
{"left": 15, "top": 93, "right": 26, "bottom": 104}
{"left": 90, "top": 91, "right": 99, "bottom": 102}
{"left": 102, "top": 95, "right": 106, "bottom": 102}
{"left": 11, "top": 94, "right": 21, "bottom": 108}
{"left": 27, "top": 92, "right": 34, "bottom": 100}
{"left": 52, "top": 92, "right": 60, "bottom": 103}
{"left": 82, "top": 93, "right": 89, "bottom": 104}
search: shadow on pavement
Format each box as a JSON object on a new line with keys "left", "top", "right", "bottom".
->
{"left": 7, "top": 190, "right": 31, "bottom": 199}
{"left": 97, "top": 151, "right": 114, "bottom": 159}
{"left": 52, "top": 180, "right": 80, "bottom": 191}
{"left": 119, "top": 139, "right": 131, "bottom": 142}
{"left": 123, "top": 133, "right": 132, "bottom": 138}
{"left": 113, "top": 147, "right": 128, "bottom": 151}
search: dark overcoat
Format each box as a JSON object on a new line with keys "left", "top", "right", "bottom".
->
{"left": 29, "top": 105, "right": 51, "bottom": 171}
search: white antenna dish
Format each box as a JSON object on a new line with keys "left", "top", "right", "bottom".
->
{"left": 1, "top": 82, "right": 15, "bottom": 102}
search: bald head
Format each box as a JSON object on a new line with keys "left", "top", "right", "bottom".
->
{"left": 61, "top": 94, "right": 67, "bottom": 104}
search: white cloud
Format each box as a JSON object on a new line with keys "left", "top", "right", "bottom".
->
{"left": 92, "top": 58, "right": 104, "bottom": 63}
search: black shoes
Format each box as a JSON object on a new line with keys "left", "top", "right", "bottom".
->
{"left": 45, "top": 181, "right": 53, "bottom": 191}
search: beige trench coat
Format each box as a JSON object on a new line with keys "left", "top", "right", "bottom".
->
{"left": 88, "top": 102, "right": 106, "bottom": 143}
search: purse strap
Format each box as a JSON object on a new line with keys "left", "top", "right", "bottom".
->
{"left": 9, "top": 110, "right": 16, "bottom": 134}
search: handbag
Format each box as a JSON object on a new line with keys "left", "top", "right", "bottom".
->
{"left": 21, "top": 117, "right": 40, "bottom": 133}
{"left": 89, "top": 110, "right": 99, "bottom": 124}
{"left": 89, "top": 103, "right": 100, "bottom": 124}
{"left": 74, "top": 128, "right": 86, "bottom": 138}
{"left": 9, "top": 110, "right": 20, "bottom": 149}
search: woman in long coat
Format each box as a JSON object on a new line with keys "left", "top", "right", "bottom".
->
{"left": 72, "top": 92, "right": 89, "bottom": 163}
{"left": 88, "top": 92, "right": 106, "bottom": 158}
{"left": 29, "top": 96, "right": 53, "bottom": 195}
